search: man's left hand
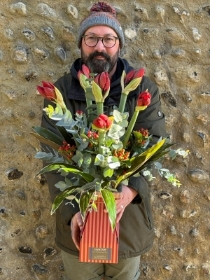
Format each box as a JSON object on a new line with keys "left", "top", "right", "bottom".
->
{"left": 115, "top": 185, "right": 138, "bottom": 223}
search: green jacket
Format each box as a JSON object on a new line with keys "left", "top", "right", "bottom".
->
{"left": 41, "top": 58, "right": 166, "bottom": 258}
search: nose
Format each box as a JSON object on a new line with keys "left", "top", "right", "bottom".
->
{"left": 94, "top": 39, "right": 106, "bottom": 52}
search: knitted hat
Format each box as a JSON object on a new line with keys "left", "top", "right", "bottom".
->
{"left": 77, "top": 2, "right": 125, "bottom": 48}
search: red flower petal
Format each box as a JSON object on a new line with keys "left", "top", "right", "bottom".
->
{"left": 42, "top": 81, "right": 55, "bottom": 89}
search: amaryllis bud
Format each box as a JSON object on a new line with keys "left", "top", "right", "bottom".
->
{"left": 37, "top": 81, "right": 56, "bottom": 101}
{"left": 124, "top": 68, "right": 145, "bottom": 85}
{"left": 94, "top": 72, "right": 110, "bottom": 94}
{"left": 92, "top": 114, "right": 113, "bottom": 130}
{"left": 137, "top": 91, "right": 151, "bottom": 106}
{"left": 78, "top": 64, "right": 90, "bottom": 80}
{"left": 76, "top": 110, "right": 83, "bottom": 115}
{"left": 124, "top": 70, "right": 135, "bottom": 85}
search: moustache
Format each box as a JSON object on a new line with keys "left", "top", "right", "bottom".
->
{"left": 89, "top": 51, "right": 110, "bottom": 61}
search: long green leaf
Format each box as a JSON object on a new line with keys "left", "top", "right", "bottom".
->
{"left": 115, "top": 139, "right": 166, "bottom": 187}
{"left": 31, "top": 132, "right": 61, "bottom": 151}
{"left": 51, "top": 186, "right": 79, "bottom": 214}
{"left": 79, "top": 191, "right": 95, "bottom": 217}
{"left": 101, "top": 189, "right": 116, "bottom": 230}
{"left": 56, "top": 126, "right": 75, "bottom": 145}
{"left": 32, "top": 126, "right": 64, "bottom": 145}
{"left": 37, "top": 163, "right": 95, "bottom": 182}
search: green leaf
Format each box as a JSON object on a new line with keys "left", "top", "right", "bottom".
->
{"left": 54, "top": 181, "right": 68, "bottom": 191}
{"left": 31, "top": 133, "right": 61, "bottom": 151}
{"left": 108, "top": 123, "right": 125, "bottom": 140}
{"left": 72, "top": 150, "right": 84, "bottom": 167}
{"left": 31, "top": 126, "right": 64, "bottom": 147}
{"left": 79, "top": 191, "right": 95, "bottom": 217}
{"left": 94, "top": 154, "right": 105, "bottom": 166}
{"left": 92, "top": 81, "right": 103, "bottom": 102}
{"left": 83, "top": 154, "right": 92, "bottom": 166}
{"left": 115, "top": 139, "right": 167, "bottom": 187}
{"left": 107, "top": 156, "right": 120, "bottom": 169}
{"left": 84, "top": 87, "right": 95, "bottom": 101}
{"left": 113, "top": 109, "right": 123, "bottom": 122}
{"left": 79, "top": 74, "right": 90, "bottom": 90}
{"left": 37, "top": 163, "right": 94, "bottom": 182}
{"left": 103, "top": 168, "right": 114, "bottom": 178}
{"left": 34, "top": 151, "right": 54, "bottom": 160}
{"left": 123, "top": 77, "right": 142, "bottom": 94}
{"left": 101, "top": 189, "right": 116, "bottom": 230}
{"left": 54, "top": 128, "right": 73, "bottom": 146}
{"left": 51, "top": 186, "right": 79, "bottom": 214}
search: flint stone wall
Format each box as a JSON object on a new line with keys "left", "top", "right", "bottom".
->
{"left": 0, "top": 1, "right": 209, "bottom": 279}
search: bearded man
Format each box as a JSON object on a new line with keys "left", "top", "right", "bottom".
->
{"left": 41, "top": 2, "right": 166, "bottom": 280}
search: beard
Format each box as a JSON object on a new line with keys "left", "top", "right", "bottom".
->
{"left": 81, "top": 49, "right": 119, "bottom": 74}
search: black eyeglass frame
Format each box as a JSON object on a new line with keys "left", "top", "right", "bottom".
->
{"left": 82, "top": 35, "right": 119, "bottom": 48}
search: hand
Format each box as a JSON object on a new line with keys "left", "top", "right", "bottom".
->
{"left": 70, "top": 212, "right": 83, "bottom": 250}
{"left": 115, "top": 185, "right": 138, "bottom": 223}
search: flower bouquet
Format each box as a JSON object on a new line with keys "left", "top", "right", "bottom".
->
{"left": 32, "top": 65, "right": 184, "bottom": 262}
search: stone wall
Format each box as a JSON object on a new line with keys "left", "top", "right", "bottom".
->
{"left": 0, "top": 1, "right": 209, "bottom": 279}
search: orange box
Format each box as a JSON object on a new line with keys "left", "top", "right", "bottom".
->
{"left": 79, "top": 196, "right": 119, "bottom": 263}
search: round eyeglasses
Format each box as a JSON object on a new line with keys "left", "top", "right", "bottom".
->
{"left": 82, "top": 35, "right": 119, "bottom": 48}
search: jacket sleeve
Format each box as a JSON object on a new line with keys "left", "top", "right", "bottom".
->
{"left": 127, "top": 76, "right": 167, "bottom": 203}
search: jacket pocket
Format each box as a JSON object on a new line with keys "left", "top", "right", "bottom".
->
{"left": 139, "top": 197, "right": 154, "bottom": 230}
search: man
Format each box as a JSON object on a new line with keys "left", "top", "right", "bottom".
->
{"left": 41, "top": 2, "right": 166, "bottom": 280}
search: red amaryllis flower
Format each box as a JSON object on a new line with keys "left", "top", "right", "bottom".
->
{"left": 78, "top": 64, "right": 90, "bottom": 80}
{"left": 92, "top": 114, "right": 113, "bottom": 130}
{"left": 124, "top": 68, "right": 145, "bottom": 85}
{"left": 137, "top": 91, "right": 151, "bottom": 106}
{"left": 37, "top": 81, "right": 56, "bottom": 101}
{"left": 94, "top": 72, "right": 110, "bottom": 94}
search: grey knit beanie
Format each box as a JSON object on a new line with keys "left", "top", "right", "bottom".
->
{"left": 77, "top": 2, "right": 125, "bottom": 48}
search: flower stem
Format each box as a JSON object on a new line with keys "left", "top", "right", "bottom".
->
{"left": 96, "top": 102, "right": 103, "bottom": 116}
{"left": 123, "top": 110, "right": 139, "bottom": 148}
{"left": 85, "top": 98, "right": 92, "bottom": 118}
{"left": 118, "top": 93, "right": 128, "bottom": 113}
{"left": 98, "top": 131, "right": 106, "bottom": 154}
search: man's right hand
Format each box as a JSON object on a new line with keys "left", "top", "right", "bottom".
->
{"left": 71, "top": 212, "right": 84, "bottom": 250}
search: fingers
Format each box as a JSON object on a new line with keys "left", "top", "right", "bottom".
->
{"left": 116, "top": 204, "right": 125, "bottom": 223}
{"left": 71, "top": 212, "right": 83, "bottom": 250}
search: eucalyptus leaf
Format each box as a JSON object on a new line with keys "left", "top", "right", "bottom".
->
{"left": 72, "top": 151, "right": 83, "bottom": 165}
{"left": 78, "top": 141, "right": 89, "bottom": 151}
{"left": 103, "top": 168, "right": 114, "bottom": 178}
{"left": 113, "top": 110, "right": 123, "bottom": 122}
{"left": 108, "top": 124, "right": 125, "bottom": 140}
{"left": 94, "top": 154, "right": 105, "bottom": 166}
{"left": 54, "top": 181, "right": 67, "bottom": 191}
{"left": 49, "top": 104, "right": 64, "bottom": 120}
{"left": 35, "top": 152, "right": 54, "bottom": 160}
{"left": 107, "top": 156, "right": 120, "bottom": 169}
{"left": 83, "top": 154, "right": 92, "bottom": 166}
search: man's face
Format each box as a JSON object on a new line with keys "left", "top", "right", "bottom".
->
{"left": 81, "top": 25, "right": 120, "bottom": 74}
